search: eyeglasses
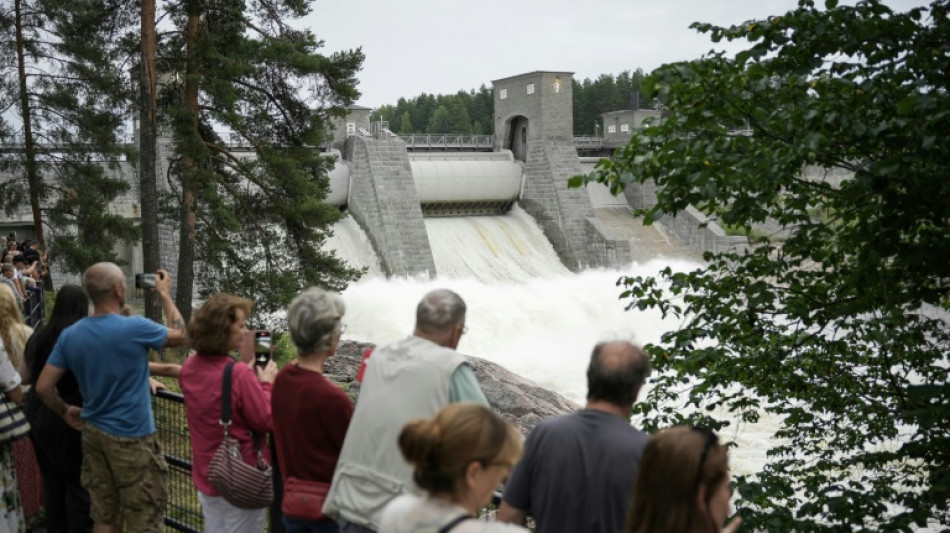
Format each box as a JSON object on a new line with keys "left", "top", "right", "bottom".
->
{"left": 478, "top": 458, "right": 512, "bottom": 471}
{"left": 692, "top": 426, "right": 718, "bottom": 488}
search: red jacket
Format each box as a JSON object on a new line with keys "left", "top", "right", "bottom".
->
{"left": 179, "top": 353, "right": 272, "bottom": 496}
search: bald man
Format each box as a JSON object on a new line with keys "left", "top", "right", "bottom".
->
{"left": 498, "top": 341, "right": 652, "bottom": 533}
{"left": 36, "top": 263, "right": 187, "bottom": 533}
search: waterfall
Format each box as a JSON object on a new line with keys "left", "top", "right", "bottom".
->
{"left": 326, "top": 206, "right": 778, "bottom": 481}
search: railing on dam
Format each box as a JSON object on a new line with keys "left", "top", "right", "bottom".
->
{"left": 402, "top": 134, "right": 495, "bottom": 151}
{"left": 401, "top": 134, "right": 613, "bottom": 152}
{"left": 573, "top": 136, "right": 606, "bottom": 149}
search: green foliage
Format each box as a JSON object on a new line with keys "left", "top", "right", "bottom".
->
{"left": 273, "top": 331, "right": 297, "bottom": 368}
{"left": 370, "top": 86, "right": 494, "bottom": 134}
{"left": 426, "top": 105, "right": 451, "bottom": 133}
{"left": 398, "top": 111, "right": 413, "bottom": 134}
{"left": 573, "top": 69, "right": 654, "bottom": 135}
{"left": 157, "top": 0, "right": 365, "bottom": 320}
{"left": 47, "top": 163, "right": 138, "bottom": 272}
{"left": 580, "top": 0, "right": 950, "bottom": 530}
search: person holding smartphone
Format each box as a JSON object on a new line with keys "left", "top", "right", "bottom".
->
{"left": 178, "top": 293, "right": 278, "bottom": 532}
{"left": 36, "top": 264, "right": 188, "bottom": 533}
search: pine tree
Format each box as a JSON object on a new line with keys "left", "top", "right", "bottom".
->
{"left": 426, "top": 105, "right": 451, "bottom": 133}
{"left": 156, "top": 0, "right": 365, "bottom": 319}
{"left": 398, "top": 111, "right": 413, "bottom": 134}
{"left": 138, "top": 0, "right": 162, "bottom": 320}
{"left": 0, "top": 0, "right": 138, "bottom": 284}
{"left": 447, "top": 100, "right": 470, "bottom": 134}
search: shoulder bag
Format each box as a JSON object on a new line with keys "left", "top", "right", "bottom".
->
{"left": 0, "top": 393, "right": 29, "bottom": 446}
{"left": 282, "top": 476, "right": 331, "bottom": 521}
{"left": 206, "top": 361, "right": 273, "bottom": 509}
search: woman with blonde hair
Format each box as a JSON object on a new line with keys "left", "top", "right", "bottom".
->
{"left": 0, "top": 284, "right": 31, "bottom": 378}
{"left": 0, "top": 289, "right": 26, "bottom": 531}
{"left": 625, "top": 426, "right": 741, "bottom": 533}
{"left": 0, "top": 284, "right": 42, "bottom": 526}
{"left": 380, "top": 403, "right": 527, "bottom": 533}
{"left": 179, "top": 293, "right": 278, "bottom": 532}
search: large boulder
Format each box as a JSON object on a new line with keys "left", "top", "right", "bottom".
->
{"left": 327, "top": 340, "right": 579, "bottom": 434}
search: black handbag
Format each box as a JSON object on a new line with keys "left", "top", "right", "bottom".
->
{"left": 206, "top": 361, "right": 274, "bottom": 509}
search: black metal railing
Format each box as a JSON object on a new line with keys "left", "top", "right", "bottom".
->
{"left": 153, "top": 390, "right": 500, "bottom": 531}
{"left": 23, "top": 286, "right": 44, "bottom": 327}
{"left": 153, "top": 390, "right": 203, "bottom": 533}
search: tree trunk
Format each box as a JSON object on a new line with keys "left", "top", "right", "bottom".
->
{"left": 14, "top": 0, "right": 51, "bottom": 290}
{"left": 175, "top": 6, "right": 201, "bottom": 322}
{"left": 139, "top": 0, "right": 161, "bottom": 321}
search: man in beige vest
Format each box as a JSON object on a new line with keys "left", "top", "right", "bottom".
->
{"left": 322, "top": 289, "right": 488, "bottom": 533}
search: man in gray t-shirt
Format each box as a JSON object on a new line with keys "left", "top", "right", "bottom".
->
{"left": 498, "top": 341, "right": 651, "bottom": 533}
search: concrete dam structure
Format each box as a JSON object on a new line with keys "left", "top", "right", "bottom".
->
{"left": 322, "top": 70, "right": 649, "bottom": 278}
{"left": 321, "top": 134, "right": 636, "bottom": 278}
{"left": 2, "top": 70, "right": 728, "bottom": 286}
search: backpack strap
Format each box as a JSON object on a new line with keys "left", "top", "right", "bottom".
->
{"left": 437, "top": 514, "right": 473, "bottom": 533}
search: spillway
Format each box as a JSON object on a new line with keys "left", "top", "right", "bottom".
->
{"left": 425, "top": 206, "right": 570, "bottom": 282}
{"left": 324, "top": 216, "right": 384, "bottom": 277}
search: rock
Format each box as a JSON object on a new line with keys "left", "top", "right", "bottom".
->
{"left": 328, "top": 340, "right": 580, "bottom": 434}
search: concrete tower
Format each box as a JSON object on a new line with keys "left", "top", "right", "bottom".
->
{"left": 492, "top": 71, "right": 573, "bottom": 161}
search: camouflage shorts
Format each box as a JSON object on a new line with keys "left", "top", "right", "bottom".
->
{"left": 81, "top": 423, "right": 168, "bottom": 532}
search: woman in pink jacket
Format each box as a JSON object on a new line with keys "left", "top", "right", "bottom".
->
{"left": 179, "top": 293, "right": 278, "bottom": 532}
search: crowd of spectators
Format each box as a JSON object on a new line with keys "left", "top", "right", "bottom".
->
{"left": 0, "top": 262, "right": 742, "bottom": 533}
{"left": 1, "top": 235, "right": 47, "bottom": 310}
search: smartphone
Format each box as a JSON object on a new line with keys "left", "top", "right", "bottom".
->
{"left": 254, "top": 330, "right": 272, "bottom": 367}
{"left": 135, "top": 273, "right": 158, "bottom": 289}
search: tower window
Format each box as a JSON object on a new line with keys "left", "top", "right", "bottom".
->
{"left": 500, "top": 88, "right": 508, "bottom": 100}
{"left": 527, "top": 83, "right": 535, "bottom": 95}
{"left": 607, "top": 125, "right": 617, "bottom": 133}
{"left": 620, "top": 123, "right": 629, "bottom": 132}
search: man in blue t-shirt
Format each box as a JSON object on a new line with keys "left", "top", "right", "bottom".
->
{"left": 36, "top": 262, "right": 187, "bottom": 533}
{"left": 498, "top": 341, "right": 652, "bottom": 533}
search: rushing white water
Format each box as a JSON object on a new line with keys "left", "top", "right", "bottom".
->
{"left": 425, "top": 205, "right": 571, "bottom": 282}
{"left": 325, "top": 216, "right": 384, "bottom": 277}
{"left": 326, "top": 206, "right": 940, "bottom": 530}
{"left": 326, "top": 207, "right": 780, "bottom": 481}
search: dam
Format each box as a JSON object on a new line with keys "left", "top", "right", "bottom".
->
{"left": 0, "top": 70, "right": 744, "bottom": 286}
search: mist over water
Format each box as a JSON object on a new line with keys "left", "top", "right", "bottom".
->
{"left": 326, "top": 208, "right": 779, "bottom": 480}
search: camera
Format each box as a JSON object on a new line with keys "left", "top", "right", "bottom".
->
{"left": 135, "top": 273, "right": 159, "bottom": 289}
{"left": 254, "top": 330, "right": 272, "bottom": 367}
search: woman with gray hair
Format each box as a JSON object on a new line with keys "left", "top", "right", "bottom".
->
{"left": 272, "top": 287, "right": 354, "bottom": 533}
